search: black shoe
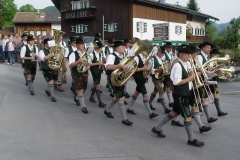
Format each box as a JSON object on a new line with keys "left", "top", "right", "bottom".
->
{"left": 51, "top": 97, "right": 57, "bottom": 102}
{"left": 108, "top": 88, "right": 112, "bottom": 92}
{"left": 187, "top": 139, "right": 205, "bottom": 147}
{"left": 150, "top": 104, "right": 156, "bottom": 110}
{"left": 99, "top": 102, "right": 106, "bottom": 108}
{"left": 199, "top": 126, "right": 212, "bottom": 133}
{"left": 207, "top": 117, "right": 218, "bottom": 123}
{"left": 110, "top": 93, "right": 114, "bottom": 98}
{"left": 82, "top": 107, "right": 88, "bottom": 114}
{"left": 122, "top": 119, "right": 133, "bottom": 126}
{"left": 171, "top": 120, "right": 184, "bottom": 127}
{"left": 151, "top": 127, "right": 166, "bottom": 138}
{"left": 106, "top": 84, "right": 109, "bottom": 88}
{"left": 74, "top": 98, "right": 80, "bottom": 106}
{"left": 124, "top": 100, "right": 128, "bottom": 105}
{"left": 25, "top": 82, "right": 28, "bottom": 86}
{"left": 89, "top": 97, "right": 97, "bottom": 103}
{"left": 149, "top": 113, "right": 158, "bottom": 119}
{"left": 127, "top": 109, "right": 137, "bottom": 115}
{"left": 164, "top": 108, "right": 172, "bottom": 114}
{"left": 45, "top": 90, "right": 51, "bottom": 97}
{"left": 30, "top": 90, "right": 35, "bottom": 95}
{"left": 100, "top": 90, "right": 102, "bottom": 94}
{"left": 157, "top": 98, "right": 161, "bottom": 103}
{"left": 125, "top": 92, "right": 131, "bottom": 98}
{"left": 104, "top": 110, "right": 114, "bottom": 118}
{"left": 169, "top": 102, "right": 174, "bottom": 107}
{"left": 70, "top": 87, "right": 74, "bottom": 94}
{"left": 218, "top": 112, "right": 228, "bottom": 117}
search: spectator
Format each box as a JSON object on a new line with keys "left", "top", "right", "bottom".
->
{"left": 0, "top": 34, "right": 4, "bottom": 63}
{"left": 2, "top": 35, "right": 9, "bottom": 61}
{"left": 5, "top": 37, "right": 16, "bottom": 65}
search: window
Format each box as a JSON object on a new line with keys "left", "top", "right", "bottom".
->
{"left": 200, "top": 27, "right": 205, "bottom": 36}
{"left": 29, "top": 31, "right": 34, "bottom": 36}
{"left": 37, "top": 31, "right": 41, "bottom": 36}
{"left": 108, "top": 23, "right": 114, "bottom": 32}
{"left": 137, "top": 22, "right": 147, "bottom": 33}
{"left": 72, "top": 0, "right": 89, "bottom": 10}
{"left": 42, "top": 31, "right": 47, "bottom": 36}
{"left": 23, "top": 31, "right": 28, "bottom": 35}
{"left": 76, "top": 24, "right": 84, "bottom": 33}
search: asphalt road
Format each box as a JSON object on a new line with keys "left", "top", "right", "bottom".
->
{"left": 0, "top": 63, "right": 239, "bottom": 160}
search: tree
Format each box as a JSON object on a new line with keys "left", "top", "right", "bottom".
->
{"left": 186, "top": 0, "right": 200, "bottom": 12}
{"left": 226, "top": 18, "right": 240, "bottom": 49}
{"left": 0, "top": 0, "right": 17, "bottom": 30}
{"left": 19, "top": 4, "right": 37, "bottom": 12}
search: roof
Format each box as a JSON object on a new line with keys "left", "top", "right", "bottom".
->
{"left": 0, "top": 27, "right": 14, "bottom": 35}
{"left": 135, "top": 0, "right": 219, "bottom": 21}
{"left": 13, "top": 12, "right": 61, "bottom": 24}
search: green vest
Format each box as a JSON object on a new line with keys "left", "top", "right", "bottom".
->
{"left": 164, "top": 52, "right": 170, "bottom": 61}
{"left": 133, "top": 55, "right": 145, "bottom": 80}
{"left": 153, "top": 56, "right": 161, "bottom": 69}
{"left": 72, "top": 51, "right": 85, "bottom": 76}
{"left": 67, "top": 45, "right": 74, "bottom": 60}
{"left": 105, "top": 46, "right": 111, "bottom": 56}
{"left": 174, "top": 62, "right": 189, "bottom": 96}
{"left": 41, "top": 48, "right": 50, "bottom": 70}
{"left": 106, "top": 53, "right": 121, "bottom": 76}
{"left": 24, "top": 45, "right": 36, "bottom": 64}
{"left": 90, "top": 51, "right": 102, "bottom": 74}
{"left": 199, "top": 52, "right": 207, "bottom": 64}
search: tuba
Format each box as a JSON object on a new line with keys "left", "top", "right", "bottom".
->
{"left": 111, "top": 37, "right": 150, "bottom": 87}
{"left": 143, "top": 47, "right": 158, "bottom": 79}
{"left": 216, "top": 66, "right": 235, "bottom": 81}
{"left": 47, "top": 29, "right": 66, "bottom": 70}
{"left": 202, "top": 55, "right": 230, "bottom": 73}
{"left": 77, "top": 48, "right": 92, "bottom": 73}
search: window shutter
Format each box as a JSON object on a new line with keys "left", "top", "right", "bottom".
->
{"left": 71, "top": 26, "right": 76, "bottom": 33}
{"left": 83, "top": 25, "right": 88, "bottom": 33}
{"left": 113, "top": 23, "right": 118, "bottom": 32}
{"left": 144, "top": 23, "right": 147, "bottom": 32}
{"left": 104, "top": 24, "right": 108, "bottom": 32}
{"left": 137, "top": 22, "right": 140, "bottom": 32}
{"left": 180, "top": 26, "right": 182, "bottom": 34}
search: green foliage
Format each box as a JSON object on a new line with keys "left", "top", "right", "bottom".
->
{"left": 40, "top": 6, "right": 59, "bottom": 13}
{"left": 186, "top": 0, "right": 200, "bottom": 12}
{"left": 0, "top": 0, "right": 17, "bottom": 30}
{"left": 206, "top": 23, "right": 217, "bottom": 41}
{"left": 19, "top": 4, "right": 37, "bottom": 12}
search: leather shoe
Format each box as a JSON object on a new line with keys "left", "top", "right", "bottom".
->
{"left": 89, "top": 97, "right": 97, "bottom": 103}
{"left": 171, "top": 120, "right": 184, "bottom": 127}
{"left": 104, "top": 110, "right": 114, "bottom": 118}
{"left": 157, "top": 98, "right": 161, "bottom": 103}
{"left": 125, "top": 92, "right": 131, "bottom": 98}
{"left": 51, "top": 97, "right": 57, "bottom": 102}
{"left": 122, "top": 119, "right": 133, "bottom": 126}
{"left": 25, "top": 82, "right": 28, "bottom": 86}
{"left": 187, "top": 139, "right": 205, "bottom": 147}
{"left": 150, "top": 104, "right": 156, "bottom": 110}
{"left": 169, "top": 102, "right": 174, "bottom": 107}
{"left": 108, "top": 88, "right": 112, "bottom": 92}
{"left": 124, "top": 100, "right": 128, "bottom": 105}
{"left": 45, "top": 90, "right": 51, "bottom": 97}
{"left": 151, "top": 127, "right": 166, "bottom": 138}
{"left": 106, "top": 84, "right": 109, "bottom": 88}
{"left": 74, "top": 98, "right": 80, "bottom": 106}
{"left": 82, "top": 107, "right": 88, "bottom": 114}
{"left": 207, "top": 117, "right": 218, "bottom": 123}
{"left": 149, "top": 113, "right": 158, "bottom": 119}
{"left": 199, "top": 126, "right": 212, "bottom": 133}
{"left": 164, "top": 108, "right": 172, "bottom": 114}
{"left": 218, "top": 111, "right": 228, "bottom": 117}
{"left": 30, "top": 90, "right": 35, "bottom": 95}
{"left": 127, "top": 109, "right": 137, "bottom": 115}
{"left": 70, "top": 87, "right": 74, "bottom": 94}
{"left": 110, "top": 93, "right": 114, "bottom": 98}
{"left": 99, "top": 102, "right": 106, "bottom": 108}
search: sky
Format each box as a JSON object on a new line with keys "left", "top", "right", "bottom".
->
{"left": 14, "top": 0, "right": 239, "bottom": 24}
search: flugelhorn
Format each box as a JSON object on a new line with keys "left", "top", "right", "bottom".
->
{"left": 77, "top": 48, "right": 92, "bottom": 73}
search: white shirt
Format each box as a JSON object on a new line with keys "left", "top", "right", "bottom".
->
{"left": 134, "top": 54, "right": 146, "bottom": 66}
{"left": 64, "top": 45, "right": 77, "bottom": 58}
{"left": 20, "top": 44, "right": 39, "bottom": 59}
{"left": 197, "top": 51, "right": 208, "bottom": 65}
{"left": 151, "top": 55, "right": 163, "bottom": 74}
{"left": 127, "top": 48, "right": 135, "bottom": 57}
{"left": 105, "top": 52, "right": 123, "bottom": 67}
{"left": 69, "top": 50, "right": 86, "bottom": 66}
{"left": 38, "top": 48, "right": 49, "bottom": 62}
{"left": 170, "top": 58, "right": 192, "bottom": 90}
{"left": 2, "top": 39, "right": 9, "bottom": 51}
{"left": 89, "top": 50, "right": 101, "bottom": 62}
{"left": 102, "top": 45, "right": 113, "bottom": 58}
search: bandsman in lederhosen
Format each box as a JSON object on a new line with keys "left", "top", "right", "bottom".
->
{"left": 104, "top": 40, "right": 133, "bottom": 126}
{"left": 148, "top": 47, "right": 172, "bottom": 114}
{"left": 38, "top": 38, "right": 58, "bottom": 102}
{"left": 63, "top": 37, "right": 77, "bottom": 99}
{"left": 69, "top": 38, "right": 90, "bottom": 114}
{"left": 20, "top": 35, "right": 39, "bottom": 95}
{"left": 126, "top": 49, "right": 159, "bottom": 119}
{"left": 89, "top": 41, "right": 106, "bottom": 108}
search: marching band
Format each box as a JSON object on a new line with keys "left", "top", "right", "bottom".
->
{"left": 16, "top": 31, "right": 231, "bottom": 147}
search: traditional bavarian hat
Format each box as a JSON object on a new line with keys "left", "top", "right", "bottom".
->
{"left": 27, "top": 35, "right": 35, "bottom": 41}
{"left": 199, "top": 41, "right": 214, "bottom": 49}
{"left": 177, "top": 44, "right": 192, "bottom": 54}
{"left": 113, "top": 40, "right": 124, "bottom": 47}
{"left": 210, "top": 48, "right": 221, "bottom": 54}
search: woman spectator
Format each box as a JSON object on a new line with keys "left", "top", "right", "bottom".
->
{"left": 5, "top": 37, "right": 16, "bottom": 65}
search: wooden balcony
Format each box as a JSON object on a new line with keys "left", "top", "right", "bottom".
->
{"left": 61, "top": 7, "right": 96, "bottom": 20}
{"left": 186, "top": 35, "right": 209, "bottom": 43}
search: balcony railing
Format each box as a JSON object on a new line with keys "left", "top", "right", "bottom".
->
{"left": 186, "top": 35, "right": 209, "bottom": 43}
{"left": 61, "top": 7, "right": 96, "bottom": 20}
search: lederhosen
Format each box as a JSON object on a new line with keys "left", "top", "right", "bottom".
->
{"left": 133, "top": 55, "right": 147, "bottom": 95}
{"left": 151, "top": 55, "right": 164, "bottom": 94}
{"left": 24, "top": 45, "right": 37, "bottom": 75}
{"left": 90, "top": 51, "right": 103, "bottom": 85}
{"left": 163, "top": 52, "right": 171, "bottom": 90}
{"left": 106, "top": 53, "right": 125, "bottom": 99}
{"left": 71, "top": 50, "right": 88, "bottom": 91}
{"left": 172, "top": 62, "right": 191, "bottom": 121}
{"left": 41, "top": 48, "right": 58, "bottom": 83}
